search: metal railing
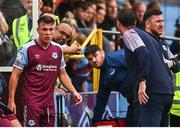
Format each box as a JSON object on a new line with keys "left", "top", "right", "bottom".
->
{"left": 103, "top": 30, "right": 180, "bottom": 41}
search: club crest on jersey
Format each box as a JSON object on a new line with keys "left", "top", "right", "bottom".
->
{"left": 52, "top": 52, "right": 58, "bottom": 59}
{"left": 28, "top": 120, "right": 35, "bottom": 126}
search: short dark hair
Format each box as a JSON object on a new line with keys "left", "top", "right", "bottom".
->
{"left": 37, "top": 14, "right": 55, "bottom": 25}
{"left": 143, "top": 9, "right": 162, "bottom": 21}
{"left": 84, "top": 44, "right": 101, "bottom": 57}
{"left": 117, "top": 9, "right": 136, "bottom": 27}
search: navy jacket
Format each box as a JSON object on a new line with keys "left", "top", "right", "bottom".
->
{"left": 92, "top": 49, "right": 132, "bottom": 123}
{"left": 124, "top": 27, "right": 174, "bottom": 95}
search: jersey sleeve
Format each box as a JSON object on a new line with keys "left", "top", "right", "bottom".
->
{"left": 59, "top": 46, "right": 66, "bottom": 69}
{"left": 13, "top": 47, "right": 28, "bottom": 70}
{"left": 123, "top": 29, "right": 145, "bottom": 52}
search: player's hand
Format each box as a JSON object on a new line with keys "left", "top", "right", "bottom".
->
{"left": 138, "top": 81, "right": 149, "bottom": 105}
{"left": 8, "top": 100, "right": 16, "bottom": 114}
{"left": 72, "top": 92, "right": 82, "bottom": 105}
{"left": 70, "top": 41, "right": 81, "bottom": 54}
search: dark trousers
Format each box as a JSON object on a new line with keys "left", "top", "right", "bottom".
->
{"left": 140, "top": 94, "right": 173, "bottom": 127}
{"left": 126, "top": 102, "right": 140, "bottom": 126}
{"left": 92, "top": 77, "right": 137, "bottom": 126}
{"left": 170, "top": 113, "right": 180, "bottom": 127}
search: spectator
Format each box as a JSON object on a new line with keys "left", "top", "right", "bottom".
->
{"left": 0, "top": 10, "right": 16, "bottom": 66}
{"left": 72, "top": 1, "right": 87, "bottom": 28}
{"left": 133, "top": 1, "right": 146, "bottom": 30}
{"left": 121, "top": 1, "right": 132, "bottom": 9}
{"left": 42, "top": 0, "right": 54, "bottom": 14}
{"left": 41, "top": 0, "right": 60, "bottom": 24}
{"left": 95, "top": 6, "right": 106, "bottom": 28}
{"left": 12, "top": 0, "right": 43, "bottom": 50}
{"left": 55, "top": 0, "right": 73, "bottom": 20}
{"left": 8, "top": 15, "right": 82, "bottom": 127}
{"left": 116, "top": 9, "right": 174, "bottom": 126}
{"left": 61, "top": 11, "right": 78, "bottom": 34}
{"left": 147, "top": 0, "right": 161, "bottom": 10}
{"left": 170, "top": 17, "right": 180, "bottom": 55}
{"left": 0, "top": 10, "right": 9, "bottom": 34}
{"left": 0, "top": 0, "right": 25, "bottom": 36}
{"left": 101, "top": 0, "right": 118, "bottom": 42}
{"left": 53, "top": 23, "right": 81, "bottom": 54}
{"left": 67, "top": 33, "right": 92, "bottom": 92}
{"left": 42, "top": 0, "right": 57, "bottom": 14}
{"left": 96, "top": 0, "right": 106, "bottom": 10}
{"left": 83, "top": 2, "right": 96, "bottom": 28}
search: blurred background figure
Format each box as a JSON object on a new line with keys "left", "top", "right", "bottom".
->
{"left": 42, "top": 0, "right": 57, "bottom": 14}
{"left": 53, "top": 23, "right": 81, "bottom": 54}
{"left": 120, "top": 1, "right": 132, "bottom": 9}
{"left": 72, "top": 1, "right": 87, "bottom": 28}
{"left": 66, "top": 33, "right": 92, "bottom": 92}
{"left": 42, "top": 0, "right": 54, "bottom": 14}
{"left": 41, "top": 0, "right": 60, "bottom": 24}
{"left": 0, "top": 0, "right": 25, "bottom": 36}
{"left": 96, "top": 0, "right": 106, "bottom": 10}
{"left": 101, "top": 0, "right": 118, "bottom": 41}
{"left": 61, "top": 11, "right": 78, "bottom": 34}
{"left": 133, "top": 1, "right": 146, "bottom": 30}
{"left": 170, "top": 17, "right": 180, "bottom": 55}
{"left": 147, "top": 0, "right": 161, "bottom": 10}
{"left": 95, "top": 6, "right": 106, "bottom": 28}
{"left": 0, "top": 10, "right": 9, "bottom": 35}
{"left": 12, "top": 0, "right": 43, "bottom": 50}
{"left": 101, "top": 0, "right": 118, "bottom": 50}
{"left": 0, "top": 10, "right": 16, "bottom": 66}
{"left": 83, "top": 1, "right": 96, "bottom": 28}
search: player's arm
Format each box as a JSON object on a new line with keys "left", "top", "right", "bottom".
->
{"left": 8, "top": 68, "right": 22, "bottom": 114}
{"left": 8, "top": 46, "right": 27, "bottom": 113}
{"left": 58, "top": 68, "right": 82, "bottom": 105}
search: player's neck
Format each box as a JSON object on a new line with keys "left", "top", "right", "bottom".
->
{"left": 35, "top": 39, "right": 50, "bottom": 49}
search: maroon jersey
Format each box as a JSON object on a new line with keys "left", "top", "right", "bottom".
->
{"left": 14, "top": 40, "right": 66, "bottom": 106}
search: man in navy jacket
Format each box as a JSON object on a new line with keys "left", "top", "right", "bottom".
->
{"left": 84, "top": 45, "right": 137, "bottom": 126}
{"left": 116, "top": 9, "right": 174, "bottom": 126}
{"left": 143, "top": 9, "right": 180, "bottom": 127}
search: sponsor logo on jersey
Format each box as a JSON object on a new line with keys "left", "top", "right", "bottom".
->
{"left": 36, "top": 64, "right": 57, "bottom": 71}
{"left": 36, "top": 64, "right": 43, "bottom": 71}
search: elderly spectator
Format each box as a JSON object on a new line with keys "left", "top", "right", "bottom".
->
{"left": 133, "top": 1, "right": 146, "bottom": 30}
